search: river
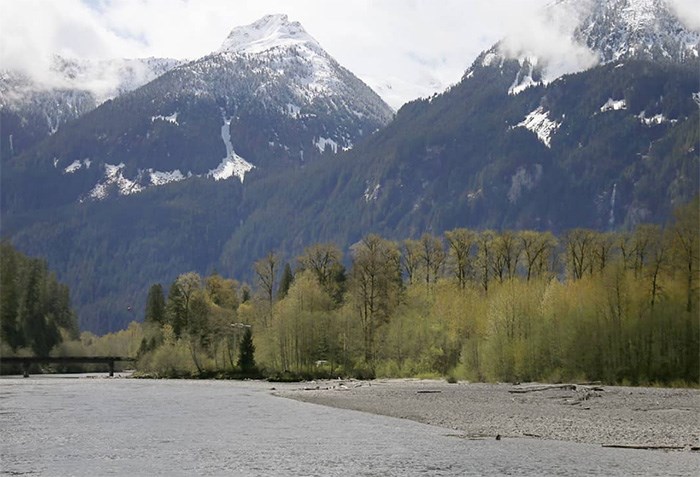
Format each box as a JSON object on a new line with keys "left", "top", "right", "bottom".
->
{"left": 1, "top": 375, "right": 697, "bottom": 476}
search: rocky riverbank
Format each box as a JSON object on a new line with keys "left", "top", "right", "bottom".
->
{"left": 276, "top": 380, "right": 700, "bottom": 450}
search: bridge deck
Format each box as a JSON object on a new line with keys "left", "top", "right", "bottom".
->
{"left": 1, "top": 356, "right": 135, "bottom": 377}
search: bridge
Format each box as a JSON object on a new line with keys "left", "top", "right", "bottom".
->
{"left": 1, "top": 356, "right": 136, "bottom": 377}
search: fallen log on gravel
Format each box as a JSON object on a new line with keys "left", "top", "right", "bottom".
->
{"left": 509, "top": 384, "right": 578, "bottom": 393}
{"left": 602, "top": 444, "right": 696, "bottom": 451}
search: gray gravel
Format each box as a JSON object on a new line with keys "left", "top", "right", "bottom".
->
{"left": 276, "top": 379, "right": 700, "bottom": 449}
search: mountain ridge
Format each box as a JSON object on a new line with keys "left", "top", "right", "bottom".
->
{"left": 2, "top": 14, "right": 393, "bottom": 207}
{"left": 1, "top": 3, "right": 698, "bottom": 334}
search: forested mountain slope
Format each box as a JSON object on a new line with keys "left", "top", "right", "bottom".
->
{"left": 1, "top": 2, "right": 697, "bottom": 334}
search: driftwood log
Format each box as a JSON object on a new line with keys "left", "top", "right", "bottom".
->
{"left": 603, "top": 444, "right": 699, "bottom": 451}
{"left": 509, "top": 384, "right": 604, "bottom": 394}
{"left": 509, "top": 384, "right": 577, "bottom": 393}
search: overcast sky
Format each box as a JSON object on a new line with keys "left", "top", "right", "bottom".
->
{"left": 1, "top": 0, "right": 698, "bottom": 109}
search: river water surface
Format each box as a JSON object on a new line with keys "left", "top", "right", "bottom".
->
{"left": 1, "top": 375, "right": 698, "bottom": 476}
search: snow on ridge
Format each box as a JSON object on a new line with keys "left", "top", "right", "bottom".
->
{"left": 315, "top": 136, "right": 338, "bottom": 154}
{"left": 64, "top": 160, "right": 82, "bottom": 174}
{"left": 64, "top": 158, "right": 91, "bottom": 173}
{"left": 509, "top": 57, "right": 542, "bottom": 95}
{"left": 600, "top": 98, "right": 627, "bottom": 112}
{"left": 150, "top": 169, "right": 186, "bottom": 185}
{"left": 693, "top": 92, "right": 700, "bottom": 107}
{"left": 619, "top": 0, "right": 659, "bottom": 31}
{"left": 509, "top": 75, "right": 539, "bottom": 95}
{"left": 516, "top": 106, "right": 561, "bottom": 148}
{"left": 88, "top": 163, "right": 143, "bottom": 200}
{"left": 481, "top": 53, "right": 499, "bottom": 67}
{"left": 151, "top": 112, "right": 179, "bottom": 125}
{"left": 219, "top": 14, "right": 319, "bottom": 55}
{"left": 637, "top": 111, "right": 677, "bottom": 126}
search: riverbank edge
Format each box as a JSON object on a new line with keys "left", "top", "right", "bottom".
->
{"left": 274, "top": 379, "right": 700, "bottom": 451}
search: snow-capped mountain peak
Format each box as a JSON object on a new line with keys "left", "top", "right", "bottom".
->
{"left": 572, "top": 0, "right": 700, "bottom": 63}
{"left": 471, "top": 0, "right": 699, "bottom": 95}
{"left": 219, "top": 14, "right": 320, "bottom": 55}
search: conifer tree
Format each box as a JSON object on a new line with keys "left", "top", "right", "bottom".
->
{"left": 144, "top": 284, "right": 166, "bottom": 325}
{"left": 277, "top": 263, "right": 294, "bottom": 299}
{"left": 237, "top": 327, "right": 256, "bottom": 373}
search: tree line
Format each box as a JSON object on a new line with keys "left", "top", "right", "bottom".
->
{"left": 2, "top": 199, "right": 697, "bottom": 384}
{"left": 132, "top": 198, "right": 698, "bottom": 384}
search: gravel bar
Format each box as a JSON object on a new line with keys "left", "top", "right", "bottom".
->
{"left": 275, "top": 379, "right": 700, "bottom": 449}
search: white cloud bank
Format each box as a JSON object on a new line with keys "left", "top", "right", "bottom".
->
{"left": 670, "top": 0, "right": 700, "bottom": 30}
{"left": 0, "top": 0, "right": 552, "bottom": 107}
{"left": 2, "top": 0, "right": 696, "bottom": 108}
{"left": 499, "top": 1, "right": 600, "bottom": 82}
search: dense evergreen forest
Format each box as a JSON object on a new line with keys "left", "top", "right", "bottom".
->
{"left": 0, "top": 242, "right": 79, "bottom": 356}
{"left": 2, "top": 199, "right": 698, "bottom": 385}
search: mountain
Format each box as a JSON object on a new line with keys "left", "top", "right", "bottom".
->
{"left": 1, "top": 2, "right": 697, "bottom": 334}
{"left": 474, "top": 0, "right": 699, "bottom": 96}
{"left": 3, "top": 14, "right": 393, "bottom": 211}
{"left": 0, "top": 14, "right": 393, "bottom": 332}
{"left": 0, "top": 56, "right": 183, "bottom": 159}
{"left": 574, "top": 0, "right": 699, "bottom": 63}
{"left": 216, "top": 0, "right": 698, "bottom": 261}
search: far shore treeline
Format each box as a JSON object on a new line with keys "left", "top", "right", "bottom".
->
{"left": 1, "top": 198, "right": 698, "bottom": 385}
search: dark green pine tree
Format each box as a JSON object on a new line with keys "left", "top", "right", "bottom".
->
{"left": 0, "top": 243, "right": 22, "bottom": 349}
{"left": 277, "top": 263, "right": 294, "bottom": 299}
{"left": 20, "top": 261, "right": 60, "bottom": 355}
{"left": 237, "top": 327, "right": 256, "bottom": 373}
{"left": 166, "top": 280, "right": 187, "bottom": 337}
{"left": 144, "top": 283, "right": 166, "bottom": 325}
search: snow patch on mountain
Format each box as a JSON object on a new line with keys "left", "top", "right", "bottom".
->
{"left": 63, "top": 158, "right": 91, "bottom": 174}
{"left": 45, "top": 111, "right": 61, "bottom": 135}
{"left": 88, "top": 163, "right": 143, "bottom": 201}
{"left": 209, "top": 113, "right": 255, "bottom": 182}
{"left": 600, "top": 98, "right": 627, "bottom": 112}
{"left": 364, "top": 182, "right": 381, "bottom": 202}
{"left": 151, "top": 112, "right": 179, "bottom": 125}
{"left": 209, "top": 155, "right": 255, "bottom": 182}
{"left": 508, "top": 57, "right": 542, "bottom": 95}
{"left": 516, "top": 107, "right": 561, "bottom": 148}
{"left": 315, "top": 136, "right": 338, "bottom": 153}
{"left": 285, "top": 103, "right": 301, "bottom": 118}
{"left": 150, "top": 169, "right": 186, "bottom": 185}
{"left": 693, "top": 92, "right": 700, "bottom": 106}
{"left": 638, "top": 111, "right": 677, "bottom": 125}
{"left": 64, "top": 160, "right": 82, "bottom": 174}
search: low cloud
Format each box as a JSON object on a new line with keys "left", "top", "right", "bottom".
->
{"left": 669, "top": 0, "right": 700, "bottom": 30}
{"left": 0, "top": 0, "right": 144, "bottom": 93}
{"left": 0, "top": 0, "right": 551, "bottom": 106}
{"left": 499, "top": 1, "right": 599, "bottom": 82}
